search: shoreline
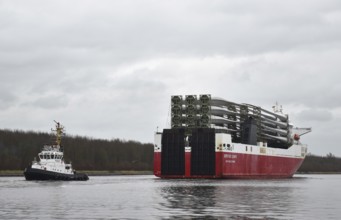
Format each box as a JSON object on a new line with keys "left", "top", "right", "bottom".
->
{"left": 0, "top": 170, "right": 153, "bottom": 177}
{"left": 296, "top": 172, "right": 341, "bottom": 174}
{"left": 1, "top": 170, "right": 341, "bottom": 177}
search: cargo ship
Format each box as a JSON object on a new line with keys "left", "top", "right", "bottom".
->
{"left": 24, "top": 121, "right": 88, "bottom": 181}
{"left": 154, "top": 95, "right": 311, "bottom": 179}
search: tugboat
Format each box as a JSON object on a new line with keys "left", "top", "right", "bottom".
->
{"left": 24, "top": 121, "right": 89, "bottom": 181}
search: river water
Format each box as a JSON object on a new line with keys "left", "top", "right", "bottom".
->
{"left": 0, "top": 174, "right": 340, "bottom": 219}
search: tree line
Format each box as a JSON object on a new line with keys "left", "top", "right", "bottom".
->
{"left": 0, "top": 129, "right": 341, "bottom": 172}
{"left": 298, "top": 153, "right": 341, "bottom": 173}
{"left": 0, "top": 129, "right": 153, "bottom": 171}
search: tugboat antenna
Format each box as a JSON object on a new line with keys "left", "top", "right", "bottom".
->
{"left": 52, "top": 121, "right": 65, "bottom": 146}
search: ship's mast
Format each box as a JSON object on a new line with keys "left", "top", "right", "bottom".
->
{"left": 52, "top": 120, "right": 65, "bottom": 146}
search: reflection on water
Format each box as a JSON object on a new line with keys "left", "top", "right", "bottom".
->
{"left": 157, "top": 179, "right": 299, "bottom": 219}
{"left": 156, "top": 177, "right": 341, "bottom": 219}
{"left": 0, "top": 175, "right": 341, "bottom": 219}
{"left": 161, "top": 183, "right": 217, "bottom": 217}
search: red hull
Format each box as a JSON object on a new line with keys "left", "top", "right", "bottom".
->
{"left": 154, "top": 151, "right": 304, "bottom": 179}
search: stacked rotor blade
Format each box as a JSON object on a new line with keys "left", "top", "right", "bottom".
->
{"left": 171, "top": 95, "right": 183, "bottom": 127}
{"left": 170, "top": 94, "right": 293, "bottom": 144}
{"left": 209, "top": 97, "right": 290, "bottom": 144}
{"left": 171, "top": 94, "right": 212, "bottom": 134}
{"left": 199, "top": 94, "right": 211, "bottom": 128}
{"left": 185, "top": 95, "right": 197, "bottom": 127}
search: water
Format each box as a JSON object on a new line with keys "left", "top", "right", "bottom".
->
{"left": 0, "top": 174, "right": 340, "bottom": 219}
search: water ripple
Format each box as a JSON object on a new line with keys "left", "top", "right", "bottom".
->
{"left": 0, "top": 175, "right": 340, "bottom": 219}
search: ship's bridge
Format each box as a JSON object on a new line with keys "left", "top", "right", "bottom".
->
{"left": 38, "top": 146, "right": 63, "bottom": 160}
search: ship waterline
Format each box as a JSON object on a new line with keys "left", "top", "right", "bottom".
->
{"left": 154, "top": 151, "right": 305, "bottom": 179}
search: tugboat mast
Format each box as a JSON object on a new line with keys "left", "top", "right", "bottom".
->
{"left": 51, "top": 120, "right": 65, "bottom": 146}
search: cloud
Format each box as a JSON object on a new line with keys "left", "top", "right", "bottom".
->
{"left": 0, "top": 0, "right": 341, "bottom": 156}
{"left": 0, "top": 89, "right": 17, "bottom": 110}
{"left": 296, "top": 109, "right": 333, "bottom": 122}
{"left": 24, "top": 95, "right": 69, "bottom": 109}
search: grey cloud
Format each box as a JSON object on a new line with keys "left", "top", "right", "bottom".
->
{"left": 1, "top": 0, "right": 341, "bottom": 156}
{"left": 23, "top": 95, "right": 69, "bottom": 109}
{"left": 297, "top": 109, "right": 333, "bottom": 122}
{"left": 0, "top": 90, "right": 16, "bottom": 110}
{"left": 2, "top": 1, "right": 341, "bottom": 60}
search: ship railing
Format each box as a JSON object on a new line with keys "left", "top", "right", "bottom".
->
{"left": 42, "top": 145, "right": 62, "bottom": 152}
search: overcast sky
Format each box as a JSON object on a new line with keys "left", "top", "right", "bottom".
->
{"left": 1, "top": 0, "right": 341, "bottom": 156}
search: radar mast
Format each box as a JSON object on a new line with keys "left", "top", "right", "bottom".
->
{"left": 52, "top": 120, "right": 65, "bottom": 146}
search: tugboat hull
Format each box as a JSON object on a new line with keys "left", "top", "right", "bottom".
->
{"left": 24, "top": 167, "right": 89, "bottom": 181}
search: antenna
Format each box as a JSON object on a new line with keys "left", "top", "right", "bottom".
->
{"left": 51, "top": 121, "right": 65, "bottom": 146}
{"left": 166, "top": 102, "right": 171, "bottom": 128}
{"left": 272, "top": 102, "right": 283, "bottom": 113}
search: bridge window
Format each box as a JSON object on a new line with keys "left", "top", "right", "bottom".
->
{"left": 245, "top": 146, "right": 248, "bottom": 151}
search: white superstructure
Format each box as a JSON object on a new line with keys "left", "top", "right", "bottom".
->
{"left": 31, "top": 145, "right": 74, "bottom": 175}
